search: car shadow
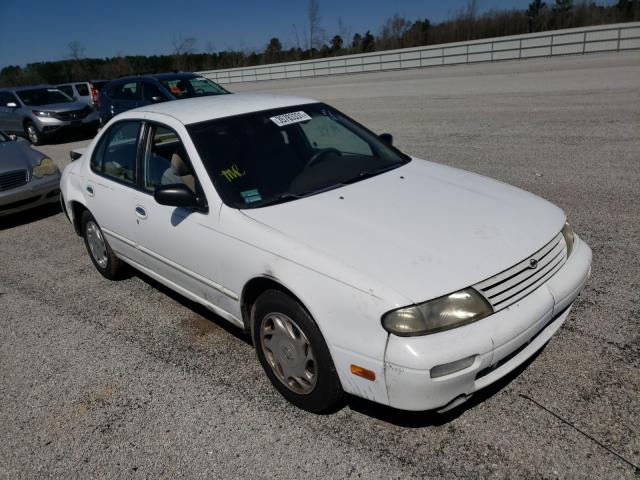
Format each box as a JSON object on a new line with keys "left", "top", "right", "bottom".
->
{"left": 0, "top": 202, "right": 62, "bottom": 230}
{"left": 345, "top": 345, "right": 546, "bottom": 427}
{"left": 133, "top": 270, "right": 253, "bottom": 347}
{"left": 130, "top": 268, "right": 547, "bottom": 425}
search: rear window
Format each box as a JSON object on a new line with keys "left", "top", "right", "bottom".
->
{"left": 91, "top": 81, "right": 108, "bottom": 91}
{"left": 75, "top": 84, "right": 89, "bottom": 96}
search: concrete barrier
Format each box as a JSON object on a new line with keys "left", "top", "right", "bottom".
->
{"left": 199, "top": 22, "right": 640, "bottom": 84}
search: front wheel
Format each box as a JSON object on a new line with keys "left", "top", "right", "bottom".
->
{"left": 252, "top": 290, "right": 343, "bottom": 413}
{"left": 25, "top": 122, "right": 42, "bottom": 145}
{"left": 81, "top": 211, "right": 126, "bottom": 280}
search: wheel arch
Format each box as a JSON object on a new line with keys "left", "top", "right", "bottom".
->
{"left": 70, "top": 201, "right": 89, "bottom": 235}
{"left": 240, "top": 276, "right": 311, "bottom": 332}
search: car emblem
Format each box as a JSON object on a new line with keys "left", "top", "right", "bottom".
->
{"left": 529, "top": 258, "right": 538, "bottom": 269}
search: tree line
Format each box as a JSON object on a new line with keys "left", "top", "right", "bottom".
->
{"left": 1, "top": 0, "right": 638, "bottom": 87}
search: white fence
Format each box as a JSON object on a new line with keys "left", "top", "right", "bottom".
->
{"left": 199, "top": 22, "right": 640, "bottom": 84}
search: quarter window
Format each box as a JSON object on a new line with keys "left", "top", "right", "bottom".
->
{"left": 91, "top": 121, "right": 141, "bottom": 185}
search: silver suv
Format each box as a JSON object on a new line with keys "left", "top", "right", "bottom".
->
{"left": 0, "top": 85, "right": 100, "bottom": 145}
{"left": 56, "top": 80, "right": 108, "bottom": 109}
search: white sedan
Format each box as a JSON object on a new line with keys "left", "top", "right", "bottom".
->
{"left": 60, "top": 94, "right": 592, "bottom": 413}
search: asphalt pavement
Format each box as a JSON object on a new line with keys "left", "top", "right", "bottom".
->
{"left": 1, "top": 51, "right": 638, "bottom": 479}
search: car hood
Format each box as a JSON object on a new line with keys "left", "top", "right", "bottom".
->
{"left": 0, "top": 141, "right": 45, "bottom": 171}
{"left": 242, "top": 158, "right": 565, "bottom": 303}
{"left": 31, "top": 101, "right": 87, "bottom": 112}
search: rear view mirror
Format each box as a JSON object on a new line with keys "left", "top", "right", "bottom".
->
{"left": 379, "top": 133, "right": 393, "bottom": 146}
{"left": 6, "top": 102, "right": 17, "bottom": 108}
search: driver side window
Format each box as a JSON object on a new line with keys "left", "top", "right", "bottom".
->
{"left": 143, "top": 125, "right": 197, "bottom": 194}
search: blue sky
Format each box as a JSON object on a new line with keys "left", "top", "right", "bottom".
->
{"left": 0, "top": 0, "right": 613, "bottom": 67}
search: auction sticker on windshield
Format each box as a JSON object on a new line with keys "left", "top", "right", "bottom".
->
{"left": 270, "top": 111, "right": 311, "bottom": 127}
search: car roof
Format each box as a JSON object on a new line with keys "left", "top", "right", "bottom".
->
{"left": 132, "top": 93, "right": 318, "bottom": 125}
{"left": 114, "top": 72, "right": 199, "bottom": 83}
{"left": 3, "top": 85, "right": 56, "bottom": 92}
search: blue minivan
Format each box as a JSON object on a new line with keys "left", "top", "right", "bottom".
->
{"left": 97, "top": 72, "right": 229, "bottom": 125}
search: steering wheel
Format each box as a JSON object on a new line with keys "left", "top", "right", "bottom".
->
{"left": 306, "top": 148, "right": 342, "bottom": 168}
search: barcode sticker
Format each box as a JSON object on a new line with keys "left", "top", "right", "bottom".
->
{"left": 270, "top": 111, "right": 312, "bottom": 127}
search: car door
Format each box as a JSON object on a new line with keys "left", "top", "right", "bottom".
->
{"left": 133, "top": 122, "right": 228, "bottom": 308}
{"left": 85, "top": 120, "right": 145, "bottom": 265}
{"left": 0, "top": 92, "right": 22, "bottom": 133}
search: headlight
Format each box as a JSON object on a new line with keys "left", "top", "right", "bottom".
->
{"left": 32, "top": 110, "right": 54, "bottom": 117}
{"left": 32, "top": 157, "right": 58, "bottom": 178}
{"left": 561, "top": 221, "right": 575, "bottom": 257}
{"left": 382, "top": 288, "right": 494, "bottom": 336}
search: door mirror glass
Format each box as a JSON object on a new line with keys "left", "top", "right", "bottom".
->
{"left": 154, "top": 184, "right": 206, "bottom": 211}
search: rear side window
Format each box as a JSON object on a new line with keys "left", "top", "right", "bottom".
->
{"left": 75, "top": 84, "right": 89, "bottom": 96}
{"left": 57, "top": 85, "right": 74, "bottom": 97}
{"left": 111, "top": 82, "right": 140, "bottom": 101}
{"left": 91, "top": 121, "right": 141, "bottom": 185}
{"left": 142, "top": 82, "right": 168, "bottom": 102}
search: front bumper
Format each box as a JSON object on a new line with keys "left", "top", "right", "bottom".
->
{"left": 0, "top": 173, "right": 61, "bottom": 217}
{"left": 384, "top": 234, "right": 592, "bottom": 411}
{"left": 34, "top": 111, "right": 99, "bottom": 135}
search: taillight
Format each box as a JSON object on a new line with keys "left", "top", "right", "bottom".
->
{"left": 91, "top": 85, "right": 99, "bottom": 103}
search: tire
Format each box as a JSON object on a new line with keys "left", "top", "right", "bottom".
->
{"left": 25, "top": 121, "right": 42, "bottom": 145}
{"left": 81, "top": 211, "right": 126, "bottom": 280}
{"left": 251, "top": 289, "right": 343, "bottom": 413}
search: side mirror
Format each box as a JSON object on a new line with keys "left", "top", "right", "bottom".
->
{"left": 154, "top": 184, "right": 206, "bottom": 211}
{"left": 151, "top": 96, "right": 164, "bottom": 103}
{"left": 379, "top": 133, "right": 393, "bottom": 146}
{"left": 8, "top": 134, "right": 17, "bottom": 141}
{"left": 6, "top": 102, "right": 17, "bottom": 108}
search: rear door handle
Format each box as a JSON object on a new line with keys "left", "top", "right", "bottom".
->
{"left": 135, "top": 206, "right": 147, "bottom": 219}
{"left": 86, "top": 185, "right": 94, "bottom": 196}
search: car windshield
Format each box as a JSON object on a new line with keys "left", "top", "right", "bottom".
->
{"left": 17, "top": 88, "right": 74, "bottom": 106}
{"left": 187, "top": 103, "right": 410, "bottom": 209}
{"left": 160, "top": 77, "right": 227, "bottom": 99}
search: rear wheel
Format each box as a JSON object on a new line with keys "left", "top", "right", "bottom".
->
{"left": 81, "top": 211, "right": 126, "bottom": 280}
{"left": 25, "top": 122, "right": 42, "bottom": 145}
{"left": 252, "top": 290, "right": 343, "bottom": 413}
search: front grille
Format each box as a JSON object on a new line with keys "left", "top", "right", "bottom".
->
{"left": 0, "top": 170, "right": 28, "bottom": 191}
{"left": 54, "top": 106, "right": 90, "bottom": 121}
{"left": 474, "top": 232, "right": 567, "bottom": 312}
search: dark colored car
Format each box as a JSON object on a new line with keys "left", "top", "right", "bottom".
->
{"left": 97, "top": 72, "right": 229, "bottom": 124}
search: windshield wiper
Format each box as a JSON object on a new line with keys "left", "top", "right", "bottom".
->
{"left": 342, "top": 163, "right": 403, "bottom": 184}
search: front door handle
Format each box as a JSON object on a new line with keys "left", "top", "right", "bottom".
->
{"left": 135, "top": 206, "right": 147, "bottom": 219}
{"left": 86, "top": 185, "right": 94, "bottom": 196}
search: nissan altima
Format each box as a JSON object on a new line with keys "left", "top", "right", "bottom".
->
{"left": 59, "top": 94, "right": 592, "bottom": 413}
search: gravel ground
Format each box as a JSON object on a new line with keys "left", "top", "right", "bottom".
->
{"left": 1, "top": 52, "right": 639, "bottom": 479}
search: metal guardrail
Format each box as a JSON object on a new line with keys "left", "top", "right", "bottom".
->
{"left": 199, "top": 22, "right": 640, "bottom": 84}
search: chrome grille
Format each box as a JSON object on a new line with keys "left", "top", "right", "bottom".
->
{"left": 54, "top": 107, "right": 90, "bottom": 121}
{"left": 474, "top": 232, "right": 567, "bottom": 312}
{"left": 0, "top": 169, "right": 28, "bottom": 191}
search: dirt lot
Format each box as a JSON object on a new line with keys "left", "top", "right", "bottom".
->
{"left": 1, "top": 51, "right": 639, "bottom": 478}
